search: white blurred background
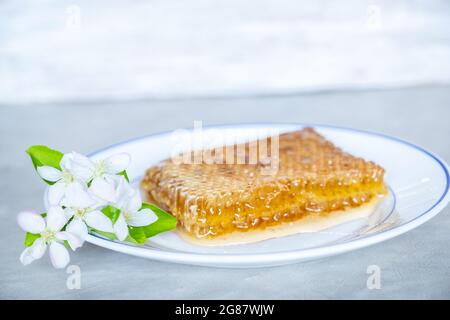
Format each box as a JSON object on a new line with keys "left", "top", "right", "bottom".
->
{"left": 1, "top": 0, "right": 449, "bottom": 104}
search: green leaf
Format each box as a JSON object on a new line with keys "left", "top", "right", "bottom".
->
{"left": 118, "top": 170, "right": 130, "bottom": 182}
{"left": 101, "top": 206, "right": 121, "bottom": 224}
{"left": 128, "top": 226, "right": 147, "bottom": 244}
{"left": 26, "top": 145, "right": 63, "bottom": 170}
{"left": 26, "top": 145, "right": 64, "bottom": 184}
{"left": 140, "top": 203, "right": 177, "bottom": 238}
{"left": 125, "top": 234, "right": 140, "bottom": 244}
{"left": 24, "top": 233, "right": 41, "bottom": 247}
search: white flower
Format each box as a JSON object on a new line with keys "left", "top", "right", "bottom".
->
{"left": 113, "top": 180, "right": 158, "bottom": 241}
{"left": 88, "top": 174, "right": 123, "bottom": 206}
{"left": 62, "top": 183, "right": 114, "bottom": 244}
{"left": 38, "top": 152, "right": 130, "bottom": 206}
{"left": 89, "top": 154, "right": 131, "bottom": 203}
{"left": 17, "top": 208, "right": 82, "bottom": 269}
{"left": 70, "top": 153, "right": 131, "bottom": 204}
{"left": 37, "top": 152, "right": 92, "bottom": 206}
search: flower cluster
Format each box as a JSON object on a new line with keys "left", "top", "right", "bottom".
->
{"left": 18, "top": 146, "right": 176, "bottom": 269}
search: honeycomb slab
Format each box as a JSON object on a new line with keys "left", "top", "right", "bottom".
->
{"left": 141, "top": 128, "right": 387, "bottom": 244}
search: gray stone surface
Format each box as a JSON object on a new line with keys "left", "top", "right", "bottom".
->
{"left": 1, "top": 86, "right": 450, "bottom": 299}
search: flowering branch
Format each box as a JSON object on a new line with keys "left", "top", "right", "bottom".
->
{"left": 18, "top": 145, "right": 177, "bottom": 269}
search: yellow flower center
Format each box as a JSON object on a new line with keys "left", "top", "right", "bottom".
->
{"left": 61, "top": 169, "right": 74, "bottom": 184}
{"left": 74, "top": 208, "right": 89, "bottom": 219}
{"left": 93, "top": 160, "right": 106, "bottom": 179}
{"left": 41, "top": 229, "right": 56, "bottom": 244}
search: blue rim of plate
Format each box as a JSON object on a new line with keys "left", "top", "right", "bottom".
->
{"left": 87, "top": 123, "right": 450, "bottom": 262}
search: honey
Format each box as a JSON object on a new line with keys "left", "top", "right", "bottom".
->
{"left": 141, "top": 128, "right": 387, "bottom": 240}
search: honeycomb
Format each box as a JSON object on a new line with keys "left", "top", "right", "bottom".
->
{"left": 141, "top": 128, "right": 387, "bottom": 239}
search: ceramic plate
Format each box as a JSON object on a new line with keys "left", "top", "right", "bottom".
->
{"left": 85, "top": 124, "right": 450, "bottom": 268}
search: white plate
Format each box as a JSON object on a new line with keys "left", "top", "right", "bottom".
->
{"left": 86, "top": 124, "right": 450, "bottom": 268}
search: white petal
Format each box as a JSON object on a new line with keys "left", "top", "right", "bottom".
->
{"left": 20, "top": 247, "right": 35, "bottom": 266}
{"left": 63, "top": 182, "right": 95, "bottom": 208}
{"left": 30, "top": 238, "right": 47, "bottom": 259}
{"left": 56, "top": 231, "right": 83, "bottom": 251}
{"left": 126, "top": 208, "right": 158, "bottom": 227}
{"left": 60, "top": 153, "right": 75, "bottom": 171}
{"left": 46, "top": 207, "right": 68, "bottom": 232}
{"left": 62, "top": 152, "right": 94, "bottom": 182}
{"left": 114, "top": 214, "right": 129, "bottom": 241}
{"left": 47, "top": 183, "right": 66, "bottom": 206}
{"left": 49, "top": 242, "right": 70, "bottom": 269}
{"left": 66, "top": 218, "right": 88, "bottom": 241}
{"left": 20, "top": 238, "right": 47, "bottom": 266}
{"left": 114, "top": 176, "right": 134, "bottom": 207}
{"left": 87, "top": 197, "right": 108, "bottom": 210}
{"left": 63, "top": 208, "right": 76, "bottom": 220}
{"left": 72, "top": 167, "right": 93, "bottom": 183}
{"left": 85, "top": 210, "right": 113, "bottom": 233}
{"left": 89, "top": 178, "right": 117, "bottom": 203}
{"left": 17, "top": 211, "right": 45, "bottom": 234}
{"left": 37, "top": 166, "right": 62, "bottom": 182}
{"left": 71, "top": 160, "right": 94, "bottom": 182}
{"left": 104, "top": 153, "right": 131, "bottom": 174}
{"left": 72, "top": 152, "right": 94, "bottom": 168}
{"left": 127, "top": 190, "right": 143, "bottom": 213}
